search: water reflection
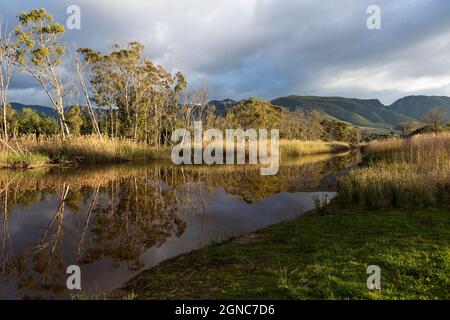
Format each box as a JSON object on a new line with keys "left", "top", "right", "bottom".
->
{"left": 0, "top": 152, "right": 360, "bottom": 299}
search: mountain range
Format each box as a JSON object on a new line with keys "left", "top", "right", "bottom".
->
{"left": 211, "top": 95, "right": 450, "bottom": 129}
{"left": 10, "top": 95, "right": 450, "bottom": 129}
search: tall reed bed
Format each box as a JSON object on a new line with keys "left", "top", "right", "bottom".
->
{"left": 339, "top": 134, "right": 450, "bottom": 209}
{"left": 280, "top": 140, "right": 350, "bottom": 159}
{"left": 1, "top": 135, "right": 171, "bottom": 166}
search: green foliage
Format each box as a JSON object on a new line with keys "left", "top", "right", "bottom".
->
{"left": 66, "top": 105, "right": 83, "bottom": 135}
{"left": 79, "top": 105, "right": 94, "bottom": 135}
{"left": 15, "top": 107, "right": 57, "bottom": 137}
{"left": 18, "top": 107, "right": 41, "bottom": 135}
{"left": 321, "top": 120, "right": 361, "bottom": 144}
{"left": 225, "top": 98, "right": 284, "bottom": 130}
{"left": 78, "top": 42, "right": 185, "bottom": 142}
{"left": 15, "top": 8, "right": 65, "bottom": 66}
{"left": 4, "top": 152, "right": 49, "bottom": 167}
{"left": 0, "top": 104, "right": 19, "bottom": 137}
{"left": 40, "top": 115, "right": 58, "bottom": 135}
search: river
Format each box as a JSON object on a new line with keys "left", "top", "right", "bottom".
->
{"left": 0, "top": 151, "right": 360, "bottom": 299}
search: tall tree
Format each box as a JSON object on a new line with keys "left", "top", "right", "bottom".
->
{"left": 73, "top": 48, "right": 102, "bottom": 138}
{"left": 225, "top": 98, "right": 283, "bottom": 130}
{"left": 0, "top": 20, "right": 14, "bottom": 140}
{"left": 77, "top": 47, "right": 117, "bottom": 137}
{"left": 14, "top": 8, "right": 70, "bottom": 139}
{"left": 80, "top": 42, "right": 181, "bottom": 146}
{"left": 66, "top": 105, "right": 83, "bottom": 135}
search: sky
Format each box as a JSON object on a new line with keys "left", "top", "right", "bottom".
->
{"left": 2, "top": 0, "right": 450, "bottom": 106}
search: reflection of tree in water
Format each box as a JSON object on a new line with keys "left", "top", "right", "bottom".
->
{"left": 178, "top": 152, "right": 359, "bottom": 203}
{"left": 79, "top": 177, "right": 186, "bottom": 271}
{"left": 0, "top": 172, "right": 188, "bottom": 297}
{"left": 0, "top": 184, "right": 71, "bottom": 296}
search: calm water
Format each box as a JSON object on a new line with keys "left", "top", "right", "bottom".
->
{"left": 0, "top": 152, "right": 360, "bottom": 299}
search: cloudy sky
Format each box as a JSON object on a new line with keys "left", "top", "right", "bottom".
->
{"left": 2, "top": 0, "right": 450, "bottom": 106}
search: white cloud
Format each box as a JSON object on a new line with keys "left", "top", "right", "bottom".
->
{"left": 325, "top": 70, "right": 450, "bottom": 93}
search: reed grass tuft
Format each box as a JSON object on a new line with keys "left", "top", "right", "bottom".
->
{"left": 338, "top": 133, "right": 450, "bottom": 209}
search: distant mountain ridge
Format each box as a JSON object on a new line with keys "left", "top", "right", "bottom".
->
{"left": 10, "top": 102, "right": 57, "bottom": 118}
{"left": 390, "top": 95, "right": 450, "bottom": 120}
{"left": 271, "top": 96, "right": 416, "bottom": 128}
{"left": 210, "top": 95, "right": 450, "bottom": 128}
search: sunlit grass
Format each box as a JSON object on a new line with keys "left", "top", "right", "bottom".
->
{"left": 9, "top": 135, "right": 171, "bottom": 164}
{"left": 280, "top": 140, "right": 350, "bottom": 159}
{"left": 0, "top": 150, "right": 50, "bottom": 168}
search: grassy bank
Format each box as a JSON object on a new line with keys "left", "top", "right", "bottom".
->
{"left": 0, "top": 136, "right": 171, "bottom": 168}
{"left": 119, "top": 207, "right": 449, "bottom": 300}
{"left": 339, "top": 134, "right": 450, "bottom": 209}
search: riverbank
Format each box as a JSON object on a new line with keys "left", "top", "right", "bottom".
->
{"left": 0, "top": 136, "right": 171, "bottom": 168}
{"left": 0, "top": 136, "right": 350, "bottom": 169}
{"left": 118, "top": 205, "right": 449, "bottom": 299}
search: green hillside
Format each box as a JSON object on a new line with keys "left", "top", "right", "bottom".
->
{"left": 389, "top": 95, "right": 450, "bottom": 121}
{"left": 271, "top": 96, "right": 414, "bottom": 127}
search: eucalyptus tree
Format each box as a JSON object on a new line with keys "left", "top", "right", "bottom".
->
{"left": 180, "top": 83, "right": 211, "bottom": 132}
{"left": 225, "top": 98, "right": 283, "bottom": 130}
{"left": 73, "top": 48, "right": 102, "bottom": 138}
{"left": 161, "top": 72, "right": 187, "bottom": 145}
{"left": 0, "top": 20, "right": 14, "bottom": 140}
{"left": 79, "top": 42, "right": 187, "bottom": 146}
{"left": 77, "top": 47, "right": 118, "bottom": 137}
{"left": 14, "top": 8, "right": 70, "bottom": 139}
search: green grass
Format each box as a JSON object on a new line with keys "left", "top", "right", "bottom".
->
{"left": 0, "top": 151, "right": 50, "bottom": 168}
{"left": 119, "top": 207, "right": 450, "bottom": 300}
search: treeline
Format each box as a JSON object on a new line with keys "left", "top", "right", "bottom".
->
{"left": 0, "top": 8, "right": 360, "bottom": 147}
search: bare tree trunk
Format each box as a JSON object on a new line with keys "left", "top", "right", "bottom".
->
{"left": 109, "top": 105, "right": 114, "bottom": 138}
{"left": 0, "top": 22, "right": 13, "bottom": 141}
{"left": 2, "top": 102, "right": 7, "bottom": 141}
{"left": 74, "top": 53, "right": 102, "bottom": 138}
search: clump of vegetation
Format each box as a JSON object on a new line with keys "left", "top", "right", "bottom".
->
{"left": 0, "top": 150, "right": 50, "bottom": 168}
{"left": 339, "top": 133, "right": 450, "bottom": 209}
{"left": 313, "top": 194, "right": 330, "bottom": 215}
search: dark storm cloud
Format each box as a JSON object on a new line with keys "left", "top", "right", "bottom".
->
{"left": 2, "top": 0, "right": 450, "bottom": 106}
